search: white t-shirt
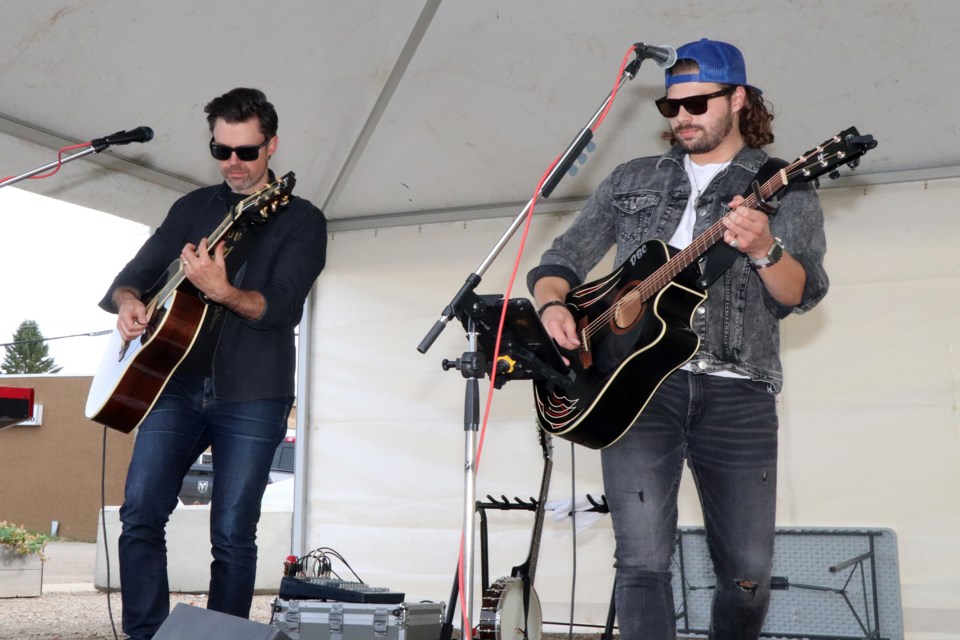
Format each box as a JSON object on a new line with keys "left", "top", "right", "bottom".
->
{"left": 673, "top": 154, "right": 747, "bottom": 379}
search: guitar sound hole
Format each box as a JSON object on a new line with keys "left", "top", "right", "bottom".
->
{"left": 612, "top": 288, "right": 645, "bottom": 332}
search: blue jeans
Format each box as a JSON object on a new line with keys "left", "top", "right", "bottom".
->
{"left": 600, "top": 370, "right": 778, "bottom": 640}
{"left": 118, "top": 373, "right": 291, "bottom": 640}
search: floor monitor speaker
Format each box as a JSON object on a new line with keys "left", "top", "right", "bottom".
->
{"left": 153, "top": 603, "right": 291, "bottom": 640}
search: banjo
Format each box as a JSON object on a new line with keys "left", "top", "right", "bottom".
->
{"left": 477, "top": 430, "right": 553, "bottom": 640}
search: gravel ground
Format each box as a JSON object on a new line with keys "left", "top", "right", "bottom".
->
{"left": 0, "top": 591, "right": 279, "bottom": 639}
{"left": 0, "top": 542, "right": 611, "bottom": 640}
{"left": 0, "top": 541, "right": 278, "bottom": 639}
{"left": 0, "top": 590, "right": 282, "bottom": 640}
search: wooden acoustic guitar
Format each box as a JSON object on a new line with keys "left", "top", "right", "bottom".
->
{"left": 85, "top": 172, "right": 296, "bottom": 433}
{"left": 533, "top": 128, "right": 877, "bottom": 449}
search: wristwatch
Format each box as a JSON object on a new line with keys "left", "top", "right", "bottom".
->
{"left": 750, "top": 237, "right": 784, "bottom": 269}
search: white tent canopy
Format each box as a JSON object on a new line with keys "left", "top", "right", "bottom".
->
{"left": 3, "top": 2, "right": 958, "bottom": 637}
{"left": 3, "top": 1, "right": 958, "bottom": 228}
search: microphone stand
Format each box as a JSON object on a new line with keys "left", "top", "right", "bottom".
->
{"left": 0, "top": 131, "right": 147, "bottom": 189}
{"left": 418, "top": 53, "right": 645, "bottom": 637}
{"left": 0, "top": 146, "right": 99, "bottom": 189}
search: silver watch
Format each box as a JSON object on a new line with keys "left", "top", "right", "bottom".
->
{"left": 750, "top": 237, "right": 784, "bottom": 269}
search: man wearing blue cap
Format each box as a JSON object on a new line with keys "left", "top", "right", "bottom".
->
{"left": 528, "top": 39, "right": 828, "bottom": 638}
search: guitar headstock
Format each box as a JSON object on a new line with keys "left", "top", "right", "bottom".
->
{"left": 233, "top": 171, "right": 297, "bottom": 226}
{"left": 793, "top": 127, "right": 878, "bottom": 185}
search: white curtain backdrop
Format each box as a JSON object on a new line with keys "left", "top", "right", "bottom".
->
{"left": 305, "top": 177, "right": 960, "bottom": 634}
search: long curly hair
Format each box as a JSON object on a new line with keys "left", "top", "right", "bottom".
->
{"left": 738, "top": 87, "right": 774, "bottom": 148}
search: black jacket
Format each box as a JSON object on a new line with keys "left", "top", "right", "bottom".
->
{"left": 99, "top": 179, "right": 327, "bottom": 400}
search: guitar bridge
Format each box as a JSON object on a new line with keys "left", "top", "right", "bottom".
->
{"left": 578, "top": 325, "right": 593, "bottom": 370}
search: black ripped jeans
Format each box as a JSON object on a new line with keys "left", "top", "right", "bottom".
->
{"left": 600, "top": 369, "right": 778, "bottom": 640}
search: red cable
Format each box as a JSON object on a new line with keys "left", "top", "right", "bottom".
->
{"left": 1, "top": 142, "right": 92, "bottom": 183}
{"left": 593, "top": 45, "right": 638, "bottom": 133}
{"left": 458, "top": 155, "right": 559, "bottom": 638}
{"left": 456, "top": 45, "right": 638, "bottom": 637}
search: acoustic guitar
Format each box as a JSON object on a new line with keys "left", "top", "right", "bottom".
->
{"left": 85, "top": 172, "right": 296, "bottom": 433}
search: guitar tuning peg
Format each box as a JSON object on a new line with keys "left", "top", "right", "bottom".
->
{"left": 828, "top": 169, "right": 841, "bottom": 180}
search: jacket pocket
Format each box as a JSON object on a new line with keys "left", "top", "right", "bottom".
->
{"left": 614, "top": 190, "right": 660, "bottom": 244}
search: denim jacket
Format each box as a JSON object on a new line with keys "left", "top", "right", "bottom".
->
{"left": 527, "top": 145, "right": 828, "bottom": 392}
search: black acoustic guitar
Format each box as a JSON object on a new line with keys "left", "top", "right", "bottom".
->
{"left": 533, "top": 128, "right": 876, "bottom": 449}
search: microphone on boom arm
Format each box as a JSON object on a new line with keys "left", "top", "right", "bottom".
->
{"left": 91, "top": 126, "right": 154, "bottom": 152}
{"left": 633, "top": 43, "right": 677, "bottom": 69}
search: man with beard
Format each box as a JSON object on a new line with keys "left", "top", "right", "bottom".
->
{"left": 527, "top": 39, "right": 828, "bottom": 639}
{"left": 101, "top": 87, "right": 326, "bottom": 639}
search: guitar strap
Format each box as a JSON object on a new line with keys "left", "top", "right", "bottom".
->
{"left": 696, "top": 156, "right": 790, "bottom": 289}
{"left": 181, "top": 199, "right": 279, "bottom": 371}
{"left": 222, "top": 215, "right": 269, "bottom": 283}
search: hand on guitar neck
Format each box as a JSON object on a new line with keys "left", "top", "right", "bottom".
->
{"left": 721, "top": 195, "right": 806, "bottom": 307}
{"left": 180, "top": 238, "right": 266, "bottom": 321}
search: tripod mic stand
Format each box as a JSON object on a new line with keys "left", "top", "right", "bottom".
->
{"left": 417, "top": 49, "right": 650, "bottom": 636}
{"left": 436, "top": 293, "right": 569, "bottom": 640}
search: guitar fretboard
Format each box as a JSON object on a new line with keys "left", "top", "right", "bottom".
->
{"left": 143, "top": 174, "right": 294, "bottom": 315}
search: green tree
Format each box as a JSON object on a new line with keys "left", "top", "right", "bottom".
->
{"left": 1, "top": 320, "right": 62, "bottom": 374}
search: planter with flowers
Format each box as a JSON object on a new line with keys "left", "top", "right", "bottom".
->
{"left": 0, "top": 521, "right": 51, "bottom": 598}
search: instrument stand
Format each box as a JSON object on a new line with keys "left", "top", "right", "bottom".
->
{"left": 440, "top": 424, "right": 554, "bottom": 640}
{"left": 417, "top": 54, "right": 648, "bottom": 637}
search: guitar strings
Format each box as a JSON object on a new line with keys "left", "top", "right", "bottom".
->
{"left": 147, "top": 181, "right": 286, "bottom": 310}
{"left": 576, "top": 145, "right": 842, "bottom": 344}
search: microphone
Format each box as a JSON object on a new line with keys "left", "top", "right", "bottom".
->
{"left": 633, "top": 43, "right": 677, "bottom": 69}
{"left": 91, "top": 126, "right": 154, "bottom": 151}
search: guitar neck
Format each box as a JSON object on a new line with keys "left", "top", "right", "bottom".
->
{"left": 140, "top": 171, "right": 297, "bottom": 315}
{"left": 517, "top": 433, "right": 553, "bottom": 584}
{"left": 638, "top": 168, "right": 788, "bottom": 298}
{"left": 144, "top": 205, "right": 245, "bottom": 313}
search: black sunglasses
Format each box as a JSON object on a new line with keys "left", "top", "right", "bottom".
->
{"left": 209, "top": 137, "right": 269, "bottom": 161}
{"left": 655, "top": 86, "right": 735, "bottom": 118}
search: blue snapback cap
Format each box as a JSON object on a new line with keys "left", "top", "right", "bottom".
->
{"left": 665, "top": 38, "right": 761, "bottom": 95}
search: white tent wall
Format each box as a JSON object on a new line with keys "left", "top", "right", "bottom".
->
{"left": 306, "top": 176, "right": 960, "bottom": 637}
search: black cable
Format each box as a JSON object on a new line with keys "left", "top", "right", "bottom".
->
{"left": 296, "top": 547, "right": 366, "bottom": 583}
{"left": 568, "top": 441, "right": 577, "bottom": 640}
{"left": 0, "top": 329, "right": 112, "bottom": 348}
{"left": 100, "top": 425, "right": 120, "bottom": 640}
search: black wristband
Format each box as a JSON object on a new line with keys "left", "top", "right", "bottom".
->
{"left": 537, "top": 300, "right": 566, "bottom": 318}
